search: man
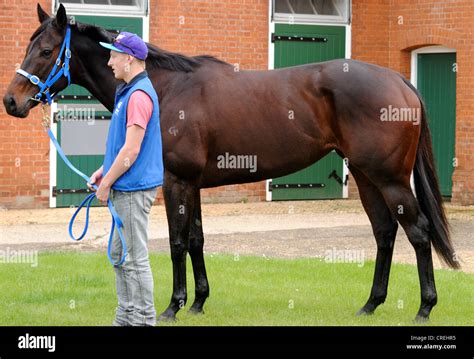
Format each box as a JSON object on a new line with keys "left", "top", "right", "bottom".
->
{"left": 88, "top": 32, "right": 163, "bottom": 326}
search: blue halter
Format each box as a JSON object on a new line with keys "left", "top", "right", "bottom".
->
{"left": 16, "top": 25, "right": 72, "bottom": 104}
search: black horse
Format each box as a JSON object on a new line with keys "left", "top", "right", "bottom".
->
{"left": 3, "top": 4, "right": 459, "bottom": 322}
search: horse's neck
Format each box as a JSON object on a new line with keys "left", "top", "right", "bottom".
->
{"left": 69, "top": 36, "right": 118, "bottom": 111}
{"left": 70, "top": 33, "right": 184, "bottom": 109}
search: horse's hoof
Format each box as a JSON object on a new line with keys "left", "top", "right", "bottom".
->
{"left": 188, "top": 306, "right": 205, "bottom": 315}
{"left": 356, "top": 307, "right": 374, "bottom": 316}
{"left": 414, "top": 315, "right": 429, "bottom": 324}
{"left": 157, "top": 311, "right": 177, "bottom": 322}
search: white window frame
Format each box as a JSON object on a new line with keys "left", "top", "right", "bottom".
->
{"left": 272, "top": 0, "right": 351, "bottom": 25}
{"left": 55, "top": 0, "right": 148, "bottom": 16}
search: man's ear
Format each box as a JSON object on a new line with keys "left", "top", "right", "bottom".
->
{"left": 52, "top": 3, "right": 68, "bottom": 30}
{"left": 37, "top": 3, "right": 50, "bottom": 24}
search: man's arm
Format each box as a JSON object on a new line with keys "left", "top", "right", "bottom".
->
{"left": 95, "top": 125, "right": 145, "bottom": 202}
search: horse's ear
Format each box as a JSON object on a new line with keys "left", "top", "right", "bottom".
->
{"left": 37, "top": 3, "right": 50, "bottom": 24}
{"left": 52, "top": 3, "right": 67, "bottom": 30}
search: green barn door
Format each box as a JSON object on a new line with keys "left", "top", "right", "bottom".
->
{"left": 55, "top": 16, "right": 143, "bottom": 207}
{"left": 417, "top": 52, "right": 456, "bottom": 197}
{"left": 271, "top": 24, "right": 346, "bottom": 200}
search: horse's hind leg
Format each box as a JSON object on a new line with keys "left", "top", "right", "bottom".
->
{"left": 377, "top": 180, "right": 438, "bottom": 322}
{"left": 351, "top": 167, "right": 398, "bottom": 316}
{"left": 188, "top": 189, "right": 210, "bottom": 314}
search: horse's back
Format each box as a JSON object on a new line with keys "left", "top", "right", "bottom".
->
{"left": 159, "top": 57, "right": 421, "bottom": 186}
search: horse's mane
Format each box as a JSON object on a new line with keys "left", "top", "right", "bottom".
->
{"left": 75, "top": 22, "right": 230, "bottom": 72}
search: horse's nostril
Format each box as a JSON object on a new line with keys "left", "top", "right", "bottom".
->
{"left": 3, "top": 94, "right": 17, "bottom": 112}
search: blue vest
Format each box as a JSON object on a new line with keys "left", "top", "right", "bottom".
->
{"left": 103, "top": 71, "right": 164, "bottom": 191}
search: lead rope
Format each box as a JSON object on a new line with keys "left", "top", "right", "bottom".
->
{"left": 41, "top": 104, "right": 127, "bottom": 266}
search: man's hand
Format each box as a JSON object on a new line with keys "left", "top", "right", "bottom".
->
{"left": 95, "top": 181, "right": 111, "bottom": 203}
{"left": 89, "top": 166, "right": 110, "bottom": 203}
{"left": 90, "top": 125, "right": 145, "bottom": 203}
{"left": 88, "top": 166, "right": 104, "bottom": 191}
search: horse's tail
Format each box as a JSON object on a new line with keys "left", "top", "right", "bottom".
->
{"left": 401, "top": 77, "right": 460, "bottom": 269}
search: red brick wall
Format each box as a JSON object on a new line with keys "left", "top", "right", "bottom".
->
{"left": 387, "top": 0, "right": 474, "bottom": 205}
{"left": 352, "top": 0, "right": 390, "bottom": 67}
{"left": 0, "top": 0, "right": 52, "bottom": 209}
{"left": 350, "top": 0, "right": 474, "bottom": 205}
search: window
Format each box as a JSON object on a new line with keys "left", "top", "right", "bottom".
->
{"left": 56, "top": 0, "right": 148, "bottom": 16}
{"left": 273, "top": 0, "right": 350, "bottom": 24}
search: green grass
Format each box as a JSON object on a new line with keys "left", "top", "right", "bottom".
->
{"left": 0, "top": 252, "right": 472, "bottom": 326}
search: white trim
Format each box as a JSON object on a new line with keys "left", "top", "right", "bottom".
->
{"left": 410, "top": 46, "right": 456, "bottom": 87}
{"left": 273, "top": 20, "right": 350, "bottom": 27}
{"left": 410, "top": 46, "right": 456, "bottom": 196}
{"left": 273, "top": 14, "right": 349, "bottom": 25}
{"left": 342, "top": 157, "right": 349, "bottom": 198}
{"left": 344, "top": 23, "right": 351, "bottom": 59}
{"left": 142, "top": 1, "right": 150, "bottom": 42}
{"left": 58, "top": 10, "right": 147, "bottom": 19}
{"left": 272, "top": 0, "right": 351, "bottom": 25}
{"left": 266, "top": 6, "right": 275, "bottom": 201}
{"left": 341, "top": 24, "right": 351, "bottom": 198}
{"left": 55, "top": 1, "right": 147, "bottom": 17}
{"left": 49, "top": 103, "right": 58, "bottom": 208}
{"left": 266, "top": 0, "right": 351, "bottom": 201}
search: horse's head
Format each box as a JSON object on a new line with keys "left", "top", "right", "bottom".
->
{"left": 3, "top": 4, "right": 70, "bottom": 118}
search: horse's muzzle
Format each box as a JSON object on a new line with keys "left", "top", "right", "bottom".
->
{"left": 3, "top": 93, "right": 30, "bottom": 118}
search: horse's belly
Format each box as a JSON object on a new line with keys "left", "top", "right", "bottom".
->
{"left": 200, "top": 142, "right": 330, "bottom": 188}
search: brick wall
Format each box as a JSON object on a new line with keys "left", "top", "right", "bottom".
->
{"left": 387, "top": 0, "right": 474, "bottom": 205}
{"left": 0, "top": 0, "right": 52, "bottom": 209}
{"left": 352, "top": 0, "right": 390, "bottom": 67}
{"left": 350, "top": 0, "right": 474, "bottom": 205}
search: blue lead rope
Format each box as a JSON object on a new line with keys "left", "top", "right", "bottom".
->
{"left": 47, "top": 128, "right": 127, "bottom": 266}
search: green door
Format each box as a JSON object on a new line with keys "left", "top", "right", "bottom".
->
{"left": 271, "top": 24, "right": 346, "bottom": 200}
{"left": 55, "top": 16, "right": 143, "bottom": 207}
{"left": 417, "top": 52, "right": 456, "bottom": 197}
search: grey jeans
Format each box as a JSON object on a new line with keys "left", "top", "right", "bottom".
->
{"left": 109, "top": 187, "right": 158, "bottom": 326}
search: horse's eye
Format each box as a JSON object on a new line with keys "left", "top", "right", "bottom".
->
{"left": 41, "top": 49, "right": 52, "bottom": 57}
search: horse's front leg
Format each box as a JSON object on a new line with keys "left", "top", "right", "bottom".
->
{"left": 158, "top": 171, "right": 197, "bottom": 321}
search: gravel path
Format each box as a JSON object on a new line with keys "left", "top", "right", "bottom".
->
{"left": 0, "top": 200, "right": 472, "bottom": 272}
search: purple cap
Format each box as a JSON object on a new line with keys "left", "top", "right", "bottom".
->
{"left": 99, "top": 32, "right": 148, "bottom": 61}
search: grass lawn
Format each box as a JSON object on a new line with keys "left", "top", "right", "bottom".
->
{"left": 0, "top": 252, "right": 472, "bottom": 326}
